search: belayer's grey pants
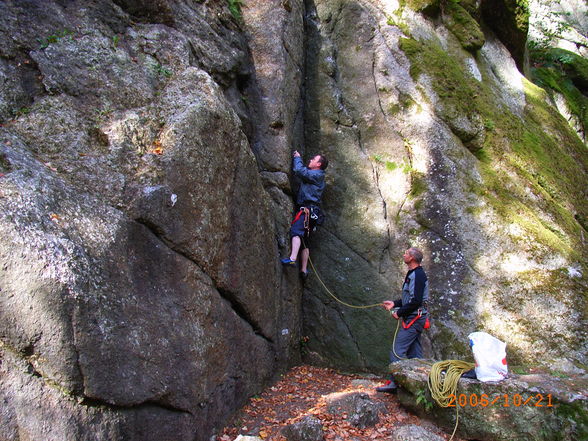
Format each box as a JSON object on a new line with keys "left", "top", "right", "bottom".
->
{"left": 389, "top": 316, "right": 427, "bottom": 363}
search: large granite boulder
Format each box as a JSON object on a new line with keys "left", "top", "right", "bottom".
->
{"left": 391, "top": 359, "right": 588, "bottom": 441}
{"left": 0, "top": 1, "right": 305, "bottom": 440}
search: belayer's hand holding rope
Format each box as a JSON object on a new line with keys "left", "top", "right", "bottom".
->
{"left": 381, "top": 300, "right": 398, "bottom": 319}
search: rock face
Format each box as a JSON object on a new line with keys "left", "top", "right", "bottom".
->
{"left": 0, "top": 1, "right": 305, "bottom": 440}
{"left": 528, "top": 0, "right": 588, "bottom": 142}
{"left": 391, "top": 359, "right": 588, "bottom": 441}
{"left": 301, "top": 0, "right": 588, "bottom": 377}
{"left": 0, "top": 0, "right": 587, "bottom": 439}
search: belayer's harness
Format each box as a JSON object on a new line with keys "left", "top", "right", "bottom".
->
{"left": 401, "top": 308, "right": 431, "bottom": 330}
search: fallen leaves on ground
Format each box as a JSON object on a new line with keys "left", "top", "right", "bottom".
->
{"left": 217, "top": 365, "right": 462, "bottom": 441}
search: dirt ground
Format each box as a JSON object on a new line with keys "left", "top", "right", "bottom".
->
{"left": 217, "top": 365, "right": 464, "bottom": 441}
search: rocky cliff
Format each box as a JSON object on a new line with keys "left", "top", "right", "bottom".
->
{"left": 0, "top": 1, "right": 586, "bottom": 440}
{"left": 300, "top": 0, "right": 588, "bottom": 374}
{"left": 0, "top": 1, "right": 304, "bottom": 439}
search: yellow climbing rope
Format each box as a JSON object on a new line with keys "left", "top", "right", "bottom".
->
{"left": 307, "top": 255, "right": 383, "bottom": 309}
{"left": 428, "top": 359, "right": 476, "bottom": 441}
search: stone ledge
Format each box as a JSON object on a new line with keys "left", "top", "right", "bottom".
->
{"left": 390, "top": 359, "right": 588, "bottom": 441}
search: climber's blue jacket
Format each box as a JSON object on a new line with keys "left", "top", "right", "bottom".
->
{"left": 293, "top": 156, "right": 325, "bottom": 207}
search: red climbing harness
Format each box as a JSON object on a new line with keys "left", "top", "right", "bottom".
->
{"left": 402, "top": 308, "right": 430, "bottom": 330}
{"left": 291, "top": 207, "right": 311, "bottom": 231}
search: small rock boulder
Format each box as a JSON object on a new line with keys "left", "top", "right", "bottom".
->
{"left": 390, "top": 359, "right": 588, "bottom": 441}
{"left": 325, "top": 392, "right": 385, "bottom": 428}
{"left": 281, "top": 416, "right": 324, "bottom": 441}
{"left": 391, "top": 424, "right": 445, "bottom": 441}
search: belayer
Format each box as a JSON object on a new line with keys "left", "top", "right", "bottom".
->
{"left": 280, "top": 150, "right": 328, "bottom": 279}
{"left": 377, "top": 247, "right": 429, "bottom": 393}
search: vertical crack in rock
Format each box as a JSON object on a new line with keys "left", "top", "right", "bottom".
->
{"left": 328, "top": 303, "right": 367, "bottom": 370}
{"left": 324, "top": 226, "right": 372, "bottom": 268}
{"left": 371, "top": 51, "right": 387, "bottom": 119}
{"left": 369, "top": 141, "right": 393, "bottom": 272}
{"left": 395, "top": 135, "right": 414, "bottom": 219}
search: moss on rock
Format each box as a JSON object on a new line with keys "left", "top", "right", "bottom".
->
{"left": 400, "top": 0, "right": 441, "bottom": 15}
{"left": 399, "top": 33, "right": 588, "bottom": 265}
{"left": 442, "top": 1, "right": 485, "bottom": 52}
{"left": 530, "top": 47, "right": 588, "bottom": 138}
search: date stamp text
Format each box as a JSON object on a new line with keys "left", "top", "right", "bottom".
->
{"left": 447, "top": 393, "right": 554, "bottom": 407}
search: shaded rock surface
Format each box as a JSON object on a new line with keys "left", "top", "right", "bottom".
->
{"left": 391, "top": 359, "right": 588, "bottom": 441}
{"left": 0, "top": 1, "right": 305, "bottom": 440}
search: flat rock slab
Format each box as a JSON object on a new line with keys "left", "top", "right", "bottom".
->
{"left": 390, "top": 424, "right": 445, "bottom": 441}
{"left": 391, "top": 359, "right": 588, "bottom": 441}
{"left": 325, "top": 391, "right": 386, "bottom": 428}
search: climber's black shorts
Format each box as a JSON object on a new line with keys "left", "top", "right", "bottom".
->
{"left": 289, "top": 211, "right": 316, "bottom": 248}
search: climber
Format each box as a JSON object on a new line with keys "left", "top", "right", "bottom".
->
{"left": 280, "top": 150, "right": 328, "bottom": 280}
{"left": 376, "top": 247, "right": 429, "bottom": 394}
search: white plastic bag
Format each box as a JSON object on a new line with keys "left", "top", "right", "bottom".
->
{"left": 468, "top": 331, "right": 508, "bottom": 382}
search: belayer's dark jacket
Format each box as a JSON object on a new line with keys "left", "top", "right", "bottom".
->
{"left": 293, "top": 156, "right": 325, "bottom": 206}
{"left": 394, "top": 266, "right": 429, "bottom": 319}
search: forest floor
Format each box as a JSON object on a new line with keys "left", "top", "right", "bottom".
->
{"left": 217, "top": 365, "right": 464, "bottom": 441}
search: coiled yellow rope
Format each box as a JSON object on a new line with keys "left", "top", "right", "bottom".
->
{"left": 428, "top": 359, "right": 476, "bottom": 441}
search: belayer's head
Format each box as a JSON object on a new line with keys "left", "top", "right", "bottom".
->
{"left": 309, "top": 154, "right": 328, "bottom": 170}
{"left": 403, "top": 247, "right": 423, "bottom": 267}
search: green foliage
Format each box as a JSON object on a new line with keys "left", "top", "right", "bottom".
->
{"left": 549, "top": 369, "right": 570, "bottom": 379}
{"left": 11, "top": 107, "right": 31, "bottom": 118}
{"left": 386, "top": 14, "right": 411, "bottom": 36}
{"left": 152, "top": 62, "right": 172, "bottom": 78}
{"left": 112, "top": 35, "right": 120, "bottom": 49}
{"left": 37, "top": 29, "right": 73, "bottom": 49}
{"left": 409, "top": 171, "right": 427, "bottom": 199}
{"left": 510, "top": 365, "right": 529, "bottom": 375}
{"left": 415, "top": 388, "right": 434, "bottom": 411}
{"left": 227, "top": 0, "right": 244, "bottom": 21}
{"left": 554, "top": 399, "right": 588, "bottom": 441}
{"left": 94, "top": 105, "right": 113, "bottom": 124}
{"left": 371, "top": 154, "right": 414, "bottom": 175}
{"left": 530, "top": 47, "right": 588, "bottom": 136}
{"left": 400, "top": 0, "right": 440, "bottom": 15}
{"left": 385, "top": 161, "right": 398, "bottom": 171}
